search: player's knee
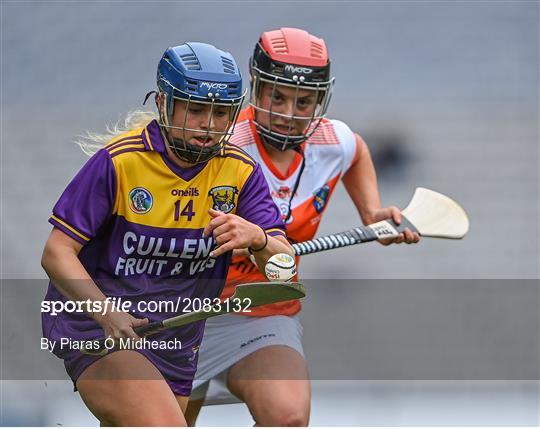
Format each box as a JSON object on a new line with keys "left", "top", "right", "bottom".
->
{"left": 265, "top": 405, "right": 309, "bottom": 427}
{"left": 278, "top": 411, "right": 308, "bottom": 427}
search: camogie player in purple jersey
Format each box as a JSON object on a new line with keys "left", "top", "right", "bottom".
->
{"left": 41, "top": 42, "right": 292, "bottom": 426}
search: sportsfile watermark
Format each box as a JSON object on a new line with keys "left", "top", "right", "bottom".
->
{"left": 1, "top": 279, "right": 538, "bottom": 381}
{"left": 41, "top": 296, "right": 251, "bottom": 316}
{"left": 40, "top": 336, "right": 184, "bottom": 353}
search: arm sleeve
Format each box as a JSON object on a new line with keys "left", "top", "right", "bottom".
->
{"left": 48, "top": 149, "right": 117, "bottom": 244}
{"left": 236, "top": 164, "right": 286, "bottom": 238}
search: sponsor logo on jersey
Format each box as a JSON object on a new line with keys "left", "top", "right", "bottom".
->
{"left": 272, "top": 185, "right": 292, "bottom": 200}
{"left": 313, "top": 185, "right": 330, "bottom": 213}
{"left": 128, "top": 187, "right": 153, "bottom": 214}
{"left": 171, "top": 187, "right": 199, "bottom": 197}
{"left": 209, "top": 186, "right": 238, "bottom": 213}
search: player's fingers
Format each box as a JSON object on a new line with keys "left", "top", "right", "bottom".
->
{"left": 202, "top": 223, "right": 213, "bottom": 237}
{"left": 110, "top": 326, "right": 136, "bottom": 342}
{"left": 203, "top": 212, "right": 228, "bottom": 237}
{"left": 211, "top": 223, "right": 233, "bottom": 239}
{"left": 389, "top": 206, "right": 402, "bottom": 225}
{"left": 394, "top": 233, "right": 405, "bottom": 244}
{"left": 131, "top": 317, "right": 149, "bottom": 328}
{"left": 210, "top": 240, "right": 235, "bottom": 258}
{"left": 119, "top": 325, "right": 141, "bottom": 341}
{"left": 214, "top": 231, "right": 234, "bottom": 247}
{"left": 128, "top": 318, "right": 149, "bottom": 343}
{"left": 402, "top": 228, "right": 413, "bottom": 243}
{"left": 209, "top": 208, "right": 224, "bottom": 218}
{"left": 403, "top": 228, "right": 419, "bottom": 244}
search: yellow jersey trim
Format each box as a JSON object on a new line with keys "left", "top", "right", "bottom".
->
{"left": 108, "top": 143, "right": 146, "bottom": 156}
{"left": 223, "top": 148, "right": 255, "bottom": 166}
{"left": 50, "top": 215, "right": 91, "bottom": 242}
{"left": 144, "top": 127, "right": 155, "bottom": 151}
{"left": 106, "top": 137, "right": 143, "bottom": 150}
{"left": 266, "top": 227, "right": 286, "bottom": 236}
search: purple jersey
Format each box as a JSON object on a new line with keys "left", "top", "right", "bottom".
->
{"left": 42, "top": 120, "right": 285, "bottom": 395}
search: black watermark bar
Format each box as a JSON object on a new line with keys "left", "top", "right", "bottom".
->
{"left": 1, "top": 279, "right": 538, "bottom": 381}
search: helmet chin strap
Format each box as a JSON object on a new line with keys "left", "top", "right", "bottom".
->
{"left": 161, "top": 126, "right": 220, "bottom": 165}
{"left": 258, "top": 132, "right": 306, "bottom": 224}
{"left": 283, "top": 146, "right": 306, "bottom": 224}
{"left": 143, "top": 91, "right": 157, "bottom": 105}
{"left": 258, "top": 124, "right": 306, "bottom": 151}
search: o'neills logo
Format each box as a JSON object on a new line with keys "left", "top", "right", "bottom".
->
{"left": 128, "top": 187, "right": 153, "bottom": 214}
{"left": 285, "top": 65, "right": 313, "bottom": 74}
{"left": 200, "top": 82, "right": 228, "bottom": 90}
{"left": 171, "top": 188, "right": 199, "bottom": 197}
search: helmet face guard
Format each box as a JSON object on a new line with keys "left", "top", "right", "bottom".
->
{"left": 249, "top": 31, "right": 334, "bottom": 151}
{"left": 158, "top": 89, "right": 244, "bottom": 164}
{"left": 156, "top": 43, "right": 245, "bottom": 164}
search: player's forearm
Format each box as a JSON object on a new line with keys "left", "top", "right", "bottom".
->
{"left": 342, "top": 139, "right": 383, "bottom": 225}
{"left": 251, "top": 234, "right": 293, "bottom": 272}
{"left": 41, "top": 244, "right": 107, "bottom": 319}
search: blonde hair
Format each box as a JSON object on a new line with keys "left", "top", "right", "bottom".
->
{"left": 75, "top": 110, "right": 158, "bottom": 156}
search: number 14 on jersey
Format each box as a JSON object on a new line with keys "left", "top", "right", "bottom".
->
{"left": 174, "top": 200, "right": 195, "bottom": 221}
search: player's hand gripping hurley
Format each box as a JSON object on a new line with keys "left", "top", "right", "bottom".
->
{"left": 292, "top": 187, "right": 469, "bottom": 256}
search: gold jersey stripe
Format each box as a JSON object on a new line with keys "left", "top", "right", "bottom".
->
{"left": 266, "top": 227, "right": 286, "bottom": 236}
{"left": 105, "top": 137, "right": 143, "bottom": 150}
{"left": 144, "top": 127, "right": 155, "bottom": 151}
{"left": 222, "top": 148, "right": 255, "bottom": 165}
{"left": 108, "top": 143, "right": 146, "bottom": 156}
{"left": 223, "top": 144, "right": 252, "bottom": 156}
{"left": 50, "top": 215, "right": 91, "bottom": 241}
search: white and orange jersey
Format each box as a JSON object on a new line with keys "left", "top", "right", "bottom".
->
{"left": 222, "top": 107, "right": 362, "bottom": 316}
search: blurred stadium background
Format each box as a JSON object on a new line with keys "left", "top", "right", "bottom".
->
{"left": 1, "top": 1, "right": 538, "bottom": 426}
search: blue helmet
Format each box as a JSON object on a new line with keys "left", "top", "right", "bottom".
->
{"left": 156, "top": 42, "right": 245, "bottom": 164}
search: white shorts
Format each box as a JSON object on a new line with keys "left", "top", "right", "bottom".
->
{"left": 191, "top": 313, "right": 304, "bottom": 405}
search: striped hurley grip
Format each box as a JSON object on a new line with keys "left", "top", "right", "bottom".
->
{"left": 291, "top": 217, "right": 418, "bottom": 256}
{"left": 292, "top": 226, "right": 377, "bottom": 256}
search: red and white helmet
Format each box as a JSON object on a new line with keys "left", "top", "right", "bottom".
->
{"left": 250, "top": 27, "right": 335, "bottom": 151}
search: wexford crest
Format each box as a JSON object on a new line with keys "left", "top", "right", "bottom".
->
{"left": 209, "top": 186, "right": 238, "bottom": 213}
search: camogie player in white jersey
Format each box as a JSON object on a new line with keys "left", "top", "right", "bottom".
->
{"left": 186, "top": 28, "right": 420, "bottom": 426}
